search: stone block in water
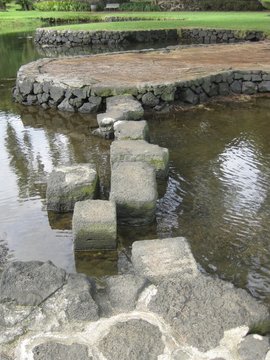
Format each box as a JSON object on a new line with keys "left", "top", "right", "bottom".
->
{"left": 106, "top": 95, "right": 144, "bottom": 120}
{"left": 131, "top": 237, "right": 199, "bottom": 283}
{"left": 114, "top": 120, "right": 149, "bottom": 141}
{"left": 110, "top": 161, "right": 157, "bottom": 225}
{"left": 73, "top": 200, "right": 117, "bottom": 250}
{"left": 110, "top": 140, "right": 169, "bottom": 178}
{"left": 46, "top": 164, "right": 98, "bottom": 212}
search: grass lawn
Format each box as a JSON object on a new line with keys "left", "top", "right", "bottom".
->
{"left": 0, "top": 6, "right": 270, "bottom": 36}
{"left": 0, "top": 3, "right": 102, "bottom": 35}
{"left": 49, "top": 12, "right": 270, "bottom": 35}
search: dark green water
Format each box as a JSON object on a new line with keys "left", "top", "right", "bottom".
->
{"left": 0, "top": 32, "right": 270, "bottom": 305}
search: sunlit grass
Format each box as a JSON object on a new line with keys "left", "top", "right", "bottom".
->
{"left": 0, "top": 8, "right": 270, "bottom": 35}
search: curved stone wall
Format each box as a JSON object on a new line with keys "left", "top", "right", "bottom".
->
{"left": 34, "top": 28, "right": 265, "bottom": 47}
{"left": 13, "top": 68, "right": 270, "bottom": 112}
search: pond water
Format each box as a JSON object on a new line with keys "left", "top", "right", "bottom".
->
{"left": 0, "top": 32, "right": 270, "bottom": 306}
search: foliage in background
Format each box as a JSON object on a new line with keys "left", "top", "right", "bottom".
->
{"left": 119, "top": 2, "right": 160, "bottom": 11}
{"left": 259, "top": 0, "right": 270, "bottom": 9}
{"left": 34, "top": 0, "right": 91, "bottom": 12}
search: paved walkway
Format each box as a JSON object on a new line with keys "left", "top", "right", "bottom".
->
{"left": 26, "top": 42, "right": 270, "bottom": 88}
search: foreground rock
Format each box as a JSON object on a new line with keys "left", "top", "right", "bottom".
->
{"left": 110, "top": 140, "right": 169, "bottom": 178}
{"left": 110, "top": 162, "right": 158, "bottom": 225}
{"left": 114, "top": 120, "right": 149, "bottom": 141}
{"left": 73, "top": 200, "right": 117, "bottom": 250}
{"left": 0, "top": 261, "right": 66, "bottom": 306}
{"left": 97, "top": 319, "right": 165, "bottom": 360}
{"left": 33, "top": 342, "right": 91, "bottom": 360}
{"left": 46, "top": 164, "right": 98, "bottom": 212}
{"left": 0, "top": 236, "right": 269, "bottom": 359}
{"left": 148, "top": 274, "right": 269, "bottom": 352}
{"left": 96, "top": 274, "right": 149, "bottom": 316}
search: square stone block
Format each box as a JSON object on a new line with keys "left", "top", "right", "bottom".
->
{"left": 110, "top": 140, "right": 169, "bottom": 179}
{"left": 110, "top": 161, "right": 157, "bottom": 225}
{"left": 114, "top": 120, "right": 149, "bottom": 141}
{"left": 131, "top": 237, "right": 199, "bottom": 283}
{"left": 73, "top": 200, "right": 117, "bottom": 250}
{"left": 46, "top": 164, "right": 98, "bottom": 212}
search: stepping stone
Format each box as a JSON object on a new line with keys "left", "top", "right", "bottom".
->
{"left": 110, "top": 162, "right": 157, "bottom": 225}
{"left": 131, "top": 237, "right": 199, "bottom": 283}
{"left": 46, "top": 164, "right": 98, "bottom": 212}
{"left": 114, "top": 120, "right": 149, "bottom": 141}
{"left": 106, "top": 95, "right": 144, "bottom": 120}
{"left": 95, "top": 95, "right": 144, "bottom": 138}
{"left": 73, "top": 200, "right": 117, "bottom": 250}
{"left": 110, "top": 140, "right": 169, "bottom": 179}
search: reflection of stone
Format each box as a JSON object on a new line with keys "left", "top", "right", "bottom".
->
{"left": 75, "top": 250, "right": 118, "bottom": 278}
{"left": 47, "top": 211, "right": 72, "bottom": 230}
{"left": 46, "top": 164, "right": 98, "bottom": 212}
{"left": 73, "top": 200, "right": 117, "bottom": 250}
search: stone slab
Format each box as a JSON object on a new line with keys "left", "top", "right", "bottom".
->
{"left": 73, "top": 200, "right": 117, "bottom": 250}
{"left": 98, "top": 319, "right": 164, "bottom": 360}
{"left": 15, "top": 42, "right": 270, "bottom": 92}
{"left": 106, "top": 95, "right": 144, "bottom": 120}
{"left": 110, "top": 161, "right": 158, "bottom": 225}
{"left": 131, "top": 237, "right": 199, "bottom": 283}
{"left": 33, "top": 342, "right": 92, "bottom": 360}
{"left": 114, "top": 120, "right": 149, "bottom": 141}
{"left": 46, "top": 164, "right": 98, "bottom": 212}
{"left": 110, "top": 140, "right": 169, "bottom": 178}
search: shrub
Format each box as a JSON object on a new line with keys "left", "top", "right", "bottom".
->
{"left": 119, "top": 2, "right": 160, "bottom": 11}
{"left": 34, "top": 0, "right": 92, "bottom": 11}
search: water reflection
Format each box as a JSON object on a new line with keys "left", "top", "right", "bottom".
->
{"left": 147, "top": 97, "right": 270, "bottom": 303}
{"left": 1, "top": 32, "right": 270, "bottom": 305}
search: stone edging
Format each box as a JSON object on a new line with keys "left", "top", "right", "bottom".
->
{"left": 14, "top": 68, "right": 270, "bottom": 112}
{"left": 34, "top": 27, "right": 265, "bottom": 47}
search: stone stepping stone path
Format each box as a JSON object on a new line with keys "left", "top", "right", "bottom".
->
{"left": 46, "top": 95, "right": 169, "bottom": 243}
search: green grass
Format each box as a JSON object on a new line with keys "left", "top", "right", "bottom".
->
{"left": 0, "top": 5, "right": 103, "bottom": 35}
{"left": 0, "top": 8, "right": 270, "bottom": 36}
{"left": 48, "top": 11, "right": 270, "bottom": 34}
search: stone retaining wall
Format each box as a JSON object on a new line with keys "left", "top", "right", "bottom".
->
{"left": 14, "top": 69, "right": 270, "bottom": 111}
{"left": 34, "top": 28, "right": 265, "bottom": 47}
{"left": 157, "top": 0, "right": 263, "bottom": 11}
{"left": 179, "top": 28, "right": 265, "bottom": 44}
